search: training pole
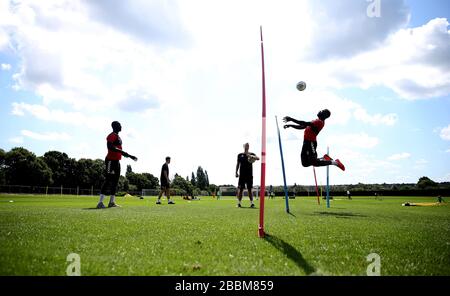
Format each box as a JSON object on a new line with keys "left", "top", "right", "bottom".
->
{"left": 258, "top": 26, "right": 267, "bottom": 238}
{"left": 275, "top": 116, "right": 290, "bottom": 213}
{"left": 326, "top": 146, "right": 330, "bottom": 208}
{"left": 313, "top": 167, "right": 320, "bottom": 205}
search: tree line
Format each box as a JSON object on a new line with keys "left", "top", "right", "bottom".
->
{"left": 0, "top": 147, "right": 218, "bottom": 195}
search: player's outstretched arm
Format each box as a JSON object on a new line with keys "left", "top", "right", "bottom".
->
{"left": 284, "top": 124, "right": 307, "bottom": 130}
{"left": 284, "top": 116, "right": 311, "bottom": 127}
{"left": 107, "top": 142, "right": 137, "bottom": 161}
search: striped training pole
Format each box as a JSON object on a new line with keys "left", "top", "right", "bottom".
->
{"left": 313, "top": 167, "right": 320, "bottom": 205}
{"left": 258, "top": 26, "right": 267, "bottom": 238}
{"left": 275, "top": 116, "right": 290, "bottom": 213}
{"left": 326, "top": 146, "right": 330, "bottom": 208}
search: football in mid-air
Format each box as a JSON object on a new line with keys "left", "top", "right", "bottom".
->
{"left": 296, "top": 81, "right": 306, "bottom": 91}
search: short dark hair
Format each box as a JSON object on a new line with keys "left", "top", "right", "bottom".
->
{"left": 166, "top": 156, "right": 171, "bottom": 161}
{"left": 111, "top": 121, "right": 121, "bottom": 129}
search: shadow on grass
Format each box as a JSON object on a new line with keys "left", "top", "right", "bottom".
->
{"left": 287, "top": 211, "right": 296, "bottom": 217}
{"left": 314, "top": 211, "right": 367, "bottom": 218}
{"left": 264, "top": 233, "right": 315, "bottom": 275}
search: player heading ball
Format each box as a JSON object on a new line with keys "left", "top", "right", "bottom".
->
{"left": 283, "top": 109, "right": 345, "bottom": 171}
{"left": 96, "top": 121, "right": 137, "bottom": 209}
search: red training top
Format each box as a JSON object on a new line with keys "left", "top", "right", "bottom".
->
{"left": 304, "top": 119, "right": 325, "bottom": 142}
{"left": 106, "top": 132, "right": 122, "bottom": 160}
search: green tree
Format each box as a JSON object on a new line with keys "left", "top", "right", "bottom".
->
{"left": 118, "top": 175, "right": 129, "bottom": 192}
{"left": 0, "top": 148, "right": 6, "bottom": 185}
{"left": 43, "top": 151, "right": 78, "bottom": 187}
{"left": 142, "top": 173, "right": 159, "bottom": 189}
{"left": 196, "top": 166, "right": 207, "bottom": 190}
{"left": 190, "top": 172, "right": 196, "bottom": 187}
{"left": 172, "top": 174, "right": 193, "bottom": 194}
{"left": 4, "top": 147, "right": 52, "bottom": 186}
{"left": 205, "top": 170, "right": 210, "bottom": 187}
{"left": 126, "top": 165, "right": 133, "bottom": 174}
{"left": 417, "top": 176, "right": 437, "bottom": 189}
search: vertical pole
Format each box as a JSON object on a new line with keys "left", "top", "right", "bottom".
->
{"left": 46, "top": 186, "right": 48, "bottom": 196}
{"left": 61, "top": 185, "right": 63, "bottom": 196}
{"left": 275, "top": 116, "right": 290, "bottom": 213}
{"left": 313, "top": 167, "right": 320, "bottom": 205}
{"left": 77, "top": 186, "right": 79, "bottom": 196}
{"left": 326, "top": 146, "right": 330, "bottom": 208}
{"left": 258, "top": 26, "right": 267, "bottom": 238}
{"left": 91, "top": 185, "right": 93, "bottom": 196}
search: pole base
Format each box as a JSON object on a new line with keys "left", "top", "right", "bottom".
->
{"left": 258, "top": 228, "right": 265, "bottom": 238}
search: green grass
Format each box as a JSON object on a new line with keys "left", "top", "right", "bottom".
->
{"left": 0, "top": 194, "right": 449, "bottom": 275}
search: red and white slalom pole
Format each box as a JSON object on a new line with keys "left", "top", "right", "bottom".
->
{"left": 258, "top": 26, "right": 267, "bottom": 238}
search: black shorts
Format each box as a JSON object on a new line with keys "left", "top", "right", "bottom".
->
{"left": 238, "top": 174, "right": 253, "bottom": 190}
{"left": 100, "top": 159, "right": 120, "bottom": 195}
{"left": 161, "top": 179, "right": 170, "bottom": 190}
{"left": 301, "top": 140, "right": 317, "bottom": 167}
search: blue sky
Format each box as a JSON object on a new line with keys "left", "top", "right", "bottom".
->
{"left": 0, "top": 0, "right": 449, "bottom": 186}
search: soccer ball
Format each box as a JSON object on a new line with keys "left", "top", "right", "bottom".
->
{"left": 248, "top": 155, "right": 257, "bottom": 163}
{"left": 296, "top": 81, "right": 306, "bottom": 91}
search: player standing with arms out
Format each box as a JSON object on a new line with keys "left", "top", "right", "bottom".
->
{"left": 235, "top": 143, "right": 260, "bottom": 208}
{"left": 283, "top": 109, "right": 345, "bottom": 171}
{"left": 156, "top": 157, "right": 174, "bottom": 204}
{"left": 97, "top": 121, "right": 137, "bottom": 209}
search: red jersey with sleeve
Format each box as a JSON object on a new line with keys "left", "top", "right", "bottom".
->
{"left": 304, "top": 119, "right": 325, "bottom": 142}
{"left": 106, "top": 132, "right": 122, "bottom": 161}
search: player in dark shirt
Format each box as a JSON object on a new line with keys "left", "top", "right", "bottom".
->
{"left": 156, "top": 156, "right": 174, "bottom": 204}
{"left": 283, "top": 109, "right": 345, "bottom": 171}
{"left": 235, "top": 143, "right": 259, "bottom": 208}
{"left": 97, "top": 121, "right": 137, "bottom": 209}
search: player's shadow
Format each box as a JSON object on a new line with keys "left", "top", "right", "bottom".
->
{"left": 264, "top": 233, "right": 315, "bottom": 275}
{"left": 314, "top": 211, "right": 367, "bottom": 219}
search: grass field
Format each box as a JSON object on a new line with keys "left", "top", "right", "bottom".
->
{"left": 0, "top": 194, "right": 449, "bottom": 276}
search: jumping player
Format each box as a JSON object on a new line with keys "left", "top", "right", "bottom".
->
{"left": 283, "top": 109, "right": 345, "bottom": 171}
{"left": 156, "top": 156, "right": 174, "bottom": 204}
{"left": 97, "top": 121, "right": 137, "bottom": 209}
{"left": 235, "top": 143, "right": 260, "bottom": 208}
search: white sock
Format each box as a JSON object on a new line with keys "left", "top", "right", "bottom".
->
{"left": 109, "top": 195, "right": 115, "bottom": 204}
{"left": 99, "top": 194, "right": 105, "bottom": 203}
{"left": 331, "top": 160, "right": 338, "bottom": 166}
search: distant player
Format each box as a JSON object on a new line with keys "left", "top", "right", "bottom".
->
{"left": 283, "top": 109, "right": 345, "bottom": 171}
{"left": 235, "top": 143, "right": 259, "bottom": 208}
{"left": 156, "top": 157, "right": 174, "bottom": 204}
{"left": 347, "top": 190, "right": 352, "bottom": 200}
{"left": 97, "top": 121, "right": 137, "bottom": 209}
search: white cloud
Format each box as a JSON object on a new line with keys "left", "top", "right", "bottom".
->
{"left": 326, "top": 133, "right": 379, "bottom": 149}
{"left": 302, "top": 18, "right": 450, "bottom": 100}
{"left": 11, "top": 102, "right": 108, "bottom": 131}
{"left": 353, "top": 108, "right": 398, "bottom": 126}
{"left": 8, "top": 136, "right": 24, "bottom": 144}
{"left": 388, "top": 152, "right": 411, "bottom": 161}
{"left": 305, "top": 0, "right": 410, "bottom": 60}
{"left": 1, "top": 63, "right": 11, "bottom": 70}
{"left": 21, "top": 130, "right": 71, "bottom": 141}
{"left": 440, "top": 124, "right": 450, "bottom": 140}
{"left": 415, "top": 159, "right": 428, "bottom": 165}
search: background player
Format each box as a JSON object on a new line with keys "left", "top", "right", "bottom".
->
{"left": 283, "top": 109, "right": 345, "bottom": 171}
{"left": 235, "top": 143, "right": 259, "bottom": 208}
{"left": 97, "top": 121, "right": 137, "bottom": 209}
{"left": 156, "top": 156, "right": 174, "bottom": 204}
